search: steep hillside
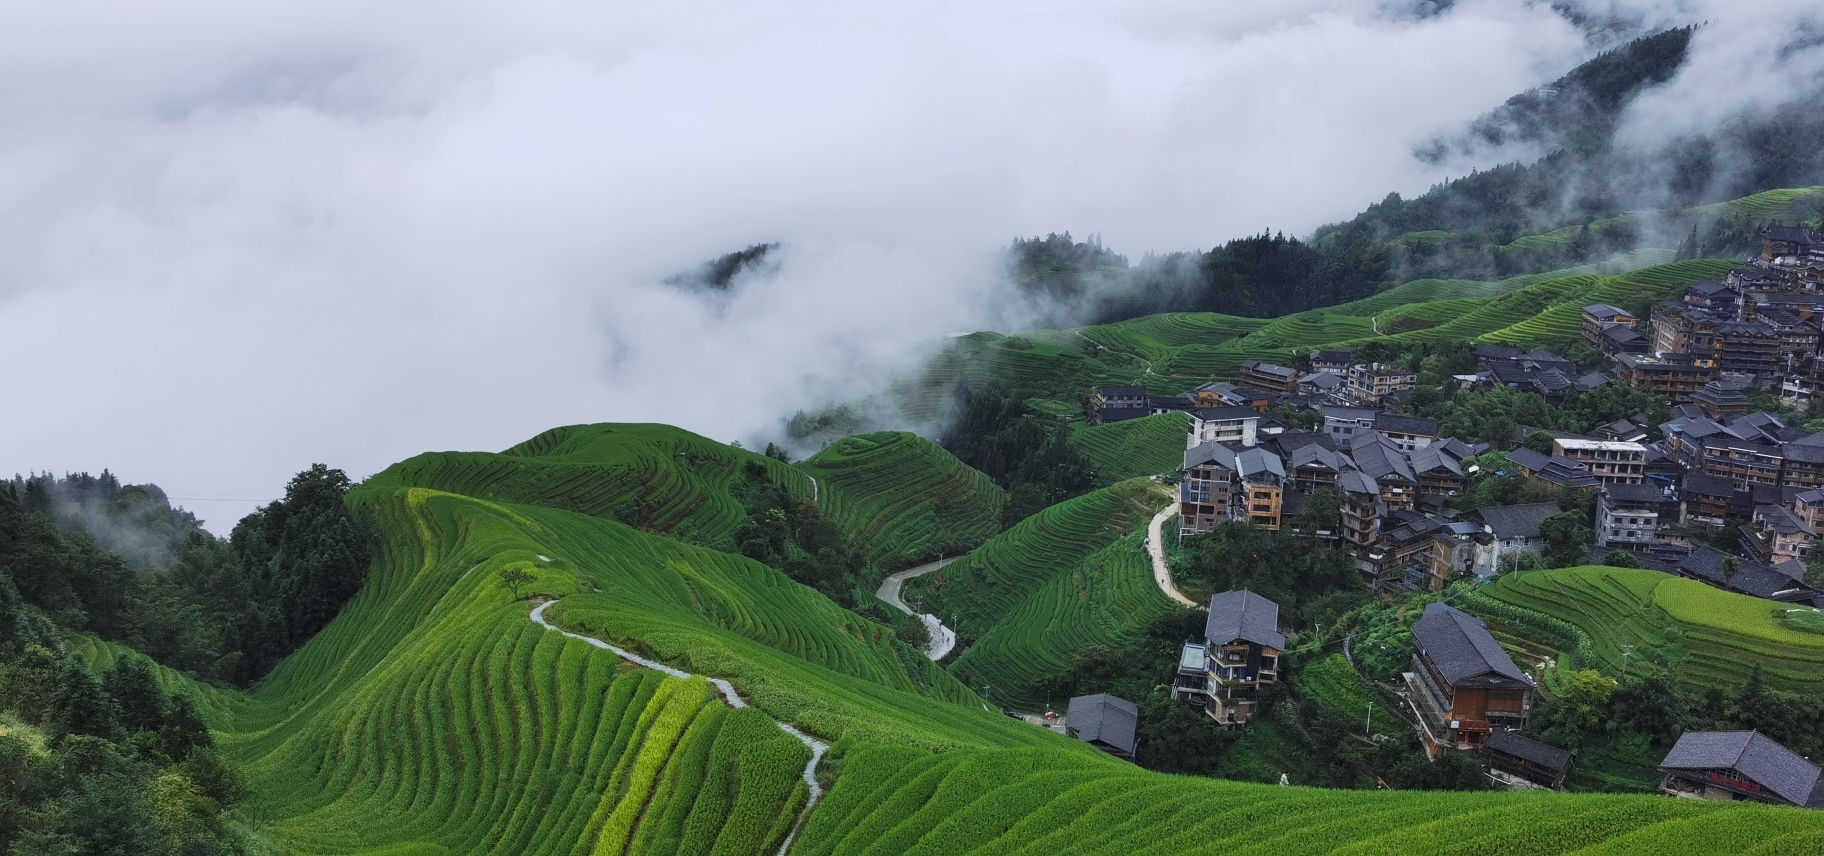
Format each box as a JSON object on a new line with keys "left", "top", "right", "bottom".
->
{"left": 795, "top": 743, "right": 1824, "bottom": 855}
{"left": 365, "top": 423, "right": 812, "bottom": 549}
{"left": 799, "top": 432, "right": 1006, "bottom": 573}
{"left": 129, "top": 428, "right": 1824, "bottom": 853}
{"left": 1465, "top": 566, "right": 1824, "bottom": 694}
{"left": 906, "top": 479, "right": 1174, "bottom": 708}
{"left": 1068, "top": 413, "right": 1189, "bottom": 483}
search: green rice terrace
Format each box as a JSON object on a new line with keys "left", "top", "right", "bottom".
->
{"left": 138, "top": 426, "right": 1824, "bottom": 853}
{"left": 799, "top": 431, "right": 1006, "bottom": 573}
{"left": 1067, "top": 412, "right": 1191, "bottom": 483}
{"left": 1464, "top": 566, "right": 1824, "bottom": 694}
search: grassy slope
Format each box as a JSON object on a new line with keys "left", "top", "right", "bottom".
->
{"left": 146, "top": 426, "right": 1824, "bottom": 853}
{"left": 1068, "top": 413, "right": 1190, "bottom": 483}
{"left": 1471, "top": 566, "right": 1824, "bottom": 693}
{"left": 795, "top": 742, "right": 1824, "bottom": 856}
{"left": 366, "top": 422, "right": 812, "bottom": 550}
{"left": 799, "top": 432, "right": 1006, "bottom": 574}
{"left": 908, "top": 480, "right": 1177, "bottom": 709}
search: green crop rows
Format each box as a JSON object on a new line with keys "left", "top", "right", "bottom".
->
{"left": 908, "top": 480, "right": 1175, "bottom": 709}
{"left": 1474, "top": 566, "right": 1824, "bottom": 693}
{"left": 1069, "top": 413, "right": 1189, "bottom": 483}
{"left": 793, "top": 742, "right": 1816, "bottom": 855}
{"left": 799, "top": 431, "right": 1007, "bottom": 573}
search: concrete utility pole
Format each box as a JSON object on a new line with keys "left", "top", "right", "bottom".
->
{"left": 1620, "top": 645, "right": 1634, "bottom": 681}
{"left": 1366, "top": 702, "right": 1374, "bottom": 738}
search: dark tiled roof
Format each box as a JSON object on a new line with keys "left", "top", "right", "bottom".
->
{"left": 1603, "top": 483, "right": 1665, "bottom": 504}
{"left": 1583, "top": 303, "right": 1630, "bottom": 320}
{"left": 1313, "top": 349, "right": 1350, "bottom": 363}
{"left": 1185, "top": 441, "right": 1237, "bottom": 470}
{"left": 1682, "top": 474, "right": 1737, "bottom": 498}
{"left": 1783, "top": 443, "right": 1824, "bottom": 465}
{"left": 1412, "top": 603, "right": 1530, "bottom": 685}
{"left": 1475, "top": 345, "right": 1526, "bottom": 361}
{"left": 1374, "top": 413, "right": 1439, "bottom": 436}
{"left": 1349, "top": 432, "right": 1416, "bottom": 483}
{"left": 1233, "top": 448, "right": 1285, "bottom": 479}
{"left": 1067, "top": 694, "right": 1139, "bottom": 756}
{"left": 1476, "top": 503, "right": 1561, "bottom": 539}
{"left": 1096, "top": 386, "right": 1147, "bottom": 397}
{"left": 1763, "top": 226, "right": 1816, "bottom": 244}
{"left": 1194, "top": 406, "right": 1263, "bottom": 421}
{"left": 1661, "top": 730, "right": 1821, "bottom": 807}
{"left": 1206, "top": 590, "right": 1286, "bottom": 650}
{"left": 1487, "top": 729, "right": 1573, "bottom": 772}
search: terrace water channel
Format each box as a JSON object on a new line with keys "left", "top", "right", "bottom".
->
{"left": 529, "top": 599, "right": 828, "bottom": 856}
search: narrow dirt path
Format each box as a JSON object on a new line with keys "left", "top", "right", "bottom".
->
{"left": 1146, "top": 505, "right": 1201, "bottom": 609}
{"left": 875, "top": 557, "right": 960, "bottom": 660}
{"left": 529, "top": 600, "right": 828, "bottom": 856}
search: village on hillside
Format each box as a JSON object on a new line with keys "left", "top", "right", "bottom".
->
{"left": 1072, "top": 225, "right": 1824, "bottom": 808}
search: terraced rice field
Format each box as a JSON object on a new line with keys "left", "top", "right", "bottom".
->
{"left": 364, "top": 423, "right": 812, "bottom": 548}
{"left": 1237, "top": 311, "right": 1375, "bottom": 348}
{"left": 1474, "top": 566, "right": 1824, "bottom": 693}
{"left": 1685, "top": 186, "right": 1824, "bottom": 222}
{"left": 907, "top": 480, "right": 1174, "bottom": 709}
{"left": 799, "top": 432, "right": 1007, "bottom": 573}
{"left": 794, "top": 743, "right": 1824, "bottom": 855}
{"left": 1477, "top": 260, "right": 1736, "bottom": 346}
{"left": 163, "top": 423, "right": 1824, "bottom": 852}
{"left": 1076, "top": 313, "right": 1272, "bottom": 361}
{"left": 1069, "top": 413, "right": 1189, "bottom": 483}
{"left": 1292, "top": 654, "right": 1403, "bottom": 735}
{"left": 1373, "top": 298, "right": 1483, "bottom": 329}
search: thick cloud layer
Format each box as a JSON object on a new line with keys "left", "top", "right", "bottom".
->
{"left": 0, "top": 1, "right": 1670, "bottom": 532}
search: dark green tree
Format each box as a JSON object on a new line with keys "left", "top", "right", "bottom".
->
{"left": 102, "top": 655, "right": 167, "bottom": 735}
{"left": 50, "top": 659, "right": 120, "bottom": 743}
{"left": 1539, "top": 511, "right": 1594, "bottom": 568}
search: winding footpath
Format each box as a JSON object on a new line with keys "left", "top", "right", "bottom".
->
{"left": 1146, "top": 505, "right": 1202, "bottom": 609}
{"left": 875, "top": 557, "right": 960, "bottom": 660}
{"left": 529, "top": 600, "right": 828, "bottom": 856}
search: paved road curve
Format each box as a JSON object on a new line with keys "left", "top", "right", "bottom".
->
{"left": 1146, "top": 505, "right": 1202, "bottom": 609}
{"left": 875, "top": 557, "right": 960, "bottom": 660}
{"left": 530, "top": 600, "right": 828, "bottom": 856}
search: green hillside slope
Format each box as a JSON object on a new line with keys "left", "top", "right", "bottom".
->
{"left": 365, "top": 423, "right": 811, "bottom": 549}
{"left": 1069, "top": 413, "right": 1189, "bottom": 483}
{"left": 153, "top": 426, "right": 1824, "bottom": 853}
{"left": 799, "top": 432, "right": 1007, "bottom": 573}
{"left": 1465, "top": 566, "right": 1824, "bottom": 694}
{"left": 795, "top": 744, "right": 1824, "bottom": 856}
{"left": 907, "top": 480, "right": 1174, "bottom": 708}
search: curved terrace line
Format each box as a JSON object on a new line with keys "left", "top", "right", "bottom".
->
{"left": 529, "top": 599, "right": 829, "bottom": 856}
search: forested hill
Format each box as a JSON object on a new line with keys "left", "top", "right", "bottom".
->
{"left": 1015, "top": 26, "right": 1824, "bottom": 326}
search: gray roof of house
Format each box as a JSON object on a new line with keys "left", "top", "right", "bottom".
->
{"left": 1603, "top": 483, "right": 1665, "bottom": 504}
{"left": 1322, "top": 405, "right": 1377, "bottom": 422}
{"left": 1660, "top": 730, "right": 1821, "bottom": 807}
{"left": 1194, "top": 405, "right": 1263, "bottom": 422}
{"left": 1233, "top": 448, "right": 1286, "bottom": 480}
{"left": 1337, "top": 469, "right": 1378, "bottom": 495}
{"left": 1206, "top": 589, "right": 1286, "bottom": 651}
{"left": 1185, "top": 441, "right": 1237, "bottom": 470}
{"left": 1408, "top": 446, "right": 1463, "bottom": 478}
{"left": 1375, "top": 413, "right": 1439, "bottom": 436}
{"left": 1096, "top": 386, "right": 1147, "bottom": 396}
{"left": 1682, "top": 474, "right": 1737, "bottom": 498}
{"left": 1350, "top": 432, "right": 1416, "bottom": 483}
{"left": 1288, "top": 443, "right": 1346, "bottom": 473}
{"left": 1476, "top": 503, "right": 1562, "bottom": 540}
{"left": 1486, "top": 729, "right": 1573, "bottom": 772}
{"left": 1067, "top": 694, "right": 1139, "bottom": 756}
{"left": 1584, "top": 303, "right": 1630, "bottom": 320}
{"left": 1411, "top": 602, "right": 1530, "bottom": 685}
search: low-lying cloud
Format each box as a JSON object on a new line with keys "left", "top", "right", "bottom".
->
{"left": 0, "top": 0, "right": 1749, "bottom": 532}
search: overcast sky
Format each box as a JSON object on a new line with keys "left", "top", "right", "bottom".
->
{"left": 0, "top": 0, "right": 1806, "bottom": 533}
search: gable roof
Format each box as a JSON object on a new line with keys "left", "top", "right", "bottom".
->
{"left": 1486, "top": 729, "right": 1573, "bottom": 772}
{"left": 1066, "top": 694, "right": 1139, "bottom": 756}
{"left": 1411, "top": 602, "right": 1530, "bottom": 685}
{"left": 1660, "top": 730, "right": 1821, "bottom": 807}
{"left": 1205, "top": 590, "right": 1286, "bottom": 651}
{"left": 1184, "top": 440, "right": 1238, "bottom": 471}
{"left": 1603, "top": 482, "right": 1665, "bottom": 504}
{"left": 1375, "top": 413, "right": 1438, "bottom": 436}
{"left": 1583, "top": 303, "right": 1630, "bottom": 320}
{"left": 1474, "top": 503, "right": 1561, "bottom": 540}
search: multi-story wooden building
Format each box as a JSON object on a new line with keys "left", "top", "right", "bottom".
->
{"left": 1173, "top": 590, "right": 1285, "bottom": 727}
{"left": 1745, "top": 504, "right": 1816, "bottom": 565}
{"left": 1597, "top": 482, "right": 1664, "bottom": 551}
{"left": 1404, "top": 603, "right": 1534, "bottom": 752}
{"left": 1237, "top": 360, "right": 1304, "bottom": 394}
{"left": 1615, "top": 353, "right": 1713, "bottom": 403}
{"left": 1180, "top": 442, "right": 1239, "bottom": 538}
{"left": 1484, "top": 730, "right": 1574, "bottom": 790}
{"left": 1090, "top": 386, "right": 1149, "bottom": 425}
{"left": 1582, "top": 303, "right": 1635, "bottom": 350}
{"left": 1337, "top": 470, "right": 1381, "bottom": 550}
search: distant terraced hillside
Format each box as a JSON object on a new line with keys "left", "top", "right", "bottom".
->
{"left": 365, "top": 422, "right": 811, "bottom": 549}
{"left": 1465, "top": 565, "right": 1824, "bottom": 694}
{"left": 800, "top": 432, "right": 1006, "bottom": 573}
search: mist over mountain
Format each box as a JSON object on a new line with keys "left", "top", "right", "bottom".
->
{"left": 0, "top": 0, "right": 1818, "bottom": 531}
